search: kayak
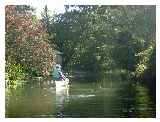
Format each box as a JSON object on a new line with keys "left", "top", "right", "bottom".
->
{"left": 55, "top": 78, "right": 69, "bottom": 88}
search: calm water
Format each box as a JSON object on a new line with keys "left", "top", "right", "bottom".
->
{"left": 5, "top": 78, "right": 156, "bottom": 118}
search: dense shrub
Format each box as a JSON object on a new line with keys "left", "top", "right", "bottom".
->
{"left": 5, "top": 5, "right": 56, "bottom": 77}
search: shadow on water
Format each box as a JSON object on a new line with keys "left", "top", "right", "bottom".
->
{"left": 5, "top": 74, "right": 156, "bottom": 118}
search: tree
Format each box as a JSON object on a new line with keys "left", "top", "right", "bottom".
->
{"left": 5, "top": 5, "right": 56, "bottom": 77}
{"left": 41, "top": 5, "right": 52, "bottom": 34}
{"left": 49, "top": 5, "right": 155, "bottom": 84}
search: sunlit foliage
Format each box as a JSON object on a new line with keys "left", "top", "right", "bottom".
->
{"left": 5, "top": 5, "right": 56, "bottom": 79}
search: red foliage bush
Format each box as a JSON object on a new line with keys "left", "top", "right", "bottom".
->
{"left": 5, "top": 5, "right": 56, "bottom": 76}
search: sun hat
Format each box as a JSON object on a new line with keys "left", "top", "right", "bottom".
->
{"left": 56, "top": 64, "right": 61, "bottom": 69}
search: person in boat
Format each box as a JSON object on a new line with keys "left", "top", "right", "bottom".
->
{"left": 52, "top": 64, "right": 65, "bottom": 81}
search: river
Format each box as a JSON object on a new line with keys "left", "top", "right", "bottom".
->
{"left": 5, "top": 76, "right": 156, "bottom": 118}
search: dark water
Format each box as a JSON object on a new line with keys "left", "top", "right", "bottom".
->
{"left": 5, "top": 78, "right": 156, "bottom": 118}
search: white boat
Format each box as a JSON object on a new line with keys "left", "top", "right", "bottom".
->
{"left": 55, "top": 78, "right": 69, "bottom": 88}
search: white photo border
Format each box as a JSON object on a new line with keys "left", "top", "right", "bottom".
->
{"left": 0, "top": 0, "right": 159, "bottom": 122}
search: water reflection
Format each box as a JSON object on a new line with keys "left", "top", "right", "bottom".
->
{"left": 133, "top": 85, "right": 156, "bottom": 117}
{"left": 55, "top": 85, "right": 70, "bottom": 117}
{"left": 5, "top": 78, "right": 155, "bottom": 118}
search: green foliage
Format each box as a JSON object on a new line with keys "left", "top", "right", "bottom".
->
{"left": 135, "top": 41, "right": 156, "bottom": 80}
{"left": 51, "top": 5, "right": 155, "bottom": 74}
{"left": 5, "top": 62, "right": 26, "bottom": 85}
{"left": 5, "top": 5, "right": 155, "bottom": 88}
{"left": 41, "top": 5, "right": 53, "bottom": 34}
{"left": 47, "top": 5, "right": 156, "bottom": 89}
